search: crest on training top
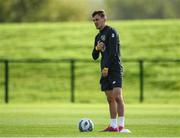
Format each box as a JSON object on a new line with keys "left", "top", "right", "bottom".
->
{"left": 100, "top": 35, "right": 106, "bottom": 41}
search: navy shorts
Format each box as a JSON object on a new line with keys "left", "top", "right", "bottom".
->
{"left": 100, "top": 71, "right": 123, "bottom": 91}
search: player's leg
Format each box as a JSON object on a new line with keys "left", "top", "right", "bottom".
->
{"left": 113, "top": 88, "right": 124, "bottom": 116}
{"left": 100, "top": 77, "right": 115, "bottom": 117}
{"left": 101, "top": 90, "right": 118, "bottom": 131}
{"left": 113, "top": 87, "right": 125, "bottom": 131}
{"left": 100, "top": 77, "right": 118, "bottom": 131}
{"left": 105, "top": 90, "right": 117, "bottom": 119}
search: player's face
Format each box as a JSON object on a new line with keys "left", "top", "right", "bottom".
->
{"left": 92, "top": 15, "right": 106, "bottom": 30}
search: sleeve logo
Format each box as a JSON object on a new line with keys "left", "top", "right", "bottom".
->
{"left": 112, "top": 33, "right": 115, "bottom": 38}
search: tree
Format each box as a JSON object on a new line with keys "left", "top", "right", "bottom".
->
{"left": 105, "top": 0, "right": 180, "bottom": 19}
{"left": 0, "top": 0, "right": 90, "bottom": 22}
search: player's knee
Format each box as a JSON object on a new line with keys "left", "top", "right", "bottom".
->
{"left": 115, "top": 95, "right": 124, "bottom": 104}
{"left": 107, "top": 96, "right": 115, "bottom": 104}
{"left": 115, "top": 96, "right": 120, "bottom": 103}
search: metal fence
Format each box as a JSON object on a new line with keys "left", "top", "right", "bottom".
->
{"left": 0, "top": 58, "right": 180, "bottom": 104}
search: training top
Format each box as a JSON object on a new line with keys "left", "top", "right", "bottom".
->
{"left": 92, "top": 25, "right": 122, "bottom": 72}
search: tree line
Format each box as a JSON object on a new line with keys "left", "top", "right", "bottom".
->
{"left": 0, "top": 0, "right": 89, "bottom": 22}
{"left": 0, "top": 0, "right": 179, "bottom": 22}
{"left": 105, "top": 0, "right": 180, "bottom": 19}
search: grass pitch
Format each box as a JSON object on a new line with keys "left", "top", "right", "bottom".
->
{"left": 0, "top": 103, "right": 180, "bottom": 137}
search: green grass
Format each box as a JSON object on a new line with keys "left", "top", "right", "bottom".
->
{"left": 0, "top": 20, "right": 180, "bottom": 103}
{"left": 0, "top": 20, "right": 180, "bottom": 59}
{"left": 0, "top": 103, "right": 180, "bottom": 137}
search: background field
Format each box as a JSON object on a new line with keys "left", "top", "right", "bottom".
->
{"left": 0, "top": 0, "right": 180, "bottom": 137}
{"left": 0, "top": 104, "right": 180, "bottom": 137}
{"left": 1, "top": 20, "right": 180, "bottom": 59}
{"left": 0, "top": 20, "right": 180, "bottom": 137}
{"left": 0, "top": 20, "right": 180, "bottom": 104}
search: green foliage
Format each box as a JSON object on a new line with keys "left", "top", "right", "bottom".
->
{"left": 105, "top": 0, "right": 180, "bottom": 19}
{"left": 0, "top": 0, "right": 46, "bottom": 22}
{"left": 39, "top": 0, "right": 89, "bottom": 22}
{"left": 0, "top": 0, "right": 180, "bottom": 22}
{"left": 0, "top": 0, "right": 89, "bottom": 22}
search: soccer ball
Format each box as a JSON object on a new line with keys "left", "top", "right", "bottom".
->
{"left": 78, "top": 118, "right": 94, "bottom": 132}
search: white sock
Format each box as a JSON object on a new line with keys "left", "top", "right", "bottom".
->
{"left": 110, "top": 119, "right": 117, "bottom": 128}
{"left": 118, "top": 116, "right": 125, "bottom": 127}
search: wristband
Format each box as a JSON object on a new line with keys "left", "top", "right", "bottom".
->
{"left": 103, "top": 67, "right": 109, "bottom": 72}
{"left": 95, "top": 46, "right": 99, "bottom": 51}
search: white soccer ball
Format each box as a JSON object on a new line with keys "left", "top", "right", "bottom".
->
{"left": 78, "top": 118, "right": 94, "bottom": 132}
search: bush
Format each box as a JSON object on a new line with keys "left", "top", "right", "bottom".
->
{"left": 0, "top": 0, "right": 89, "bottom": 22}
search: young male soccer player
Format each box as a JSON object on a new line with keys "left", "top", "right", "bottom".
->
{"left": 92, "top": 10, "right": 125, "bottom": 132}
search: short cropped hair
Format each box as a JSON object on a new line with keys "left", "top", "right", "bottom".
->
{"left": 92, "top": 10, "right": 106, "bottom": 18}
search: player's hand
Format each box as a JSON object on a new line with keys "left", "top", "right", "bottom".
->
{"left": 95, "top": 42, "right": 104, "bottom": 51}
{"left": 102, "top": 67, "right": 108, "bottom": 77}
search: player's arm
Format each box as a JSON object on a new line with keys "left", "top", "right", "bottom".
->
{"left": 92, "top": 41, "right": 100, "bottom": 60}
{"left": 92, "top": 36, "right": 105, "bottom": 60}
